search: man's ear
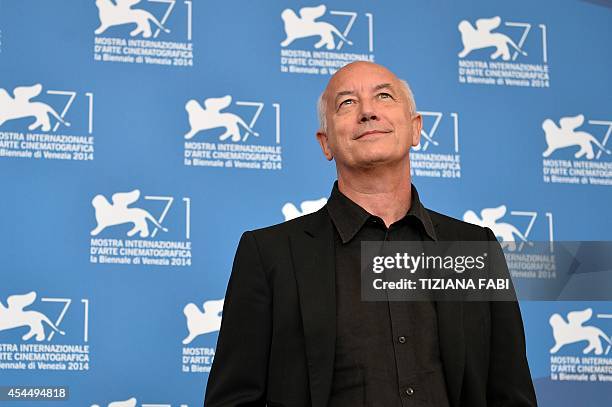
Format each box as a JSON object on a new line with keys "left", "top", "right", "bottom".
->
{"left": 410, "top": 113, "right": 423, "bottom": 147}
{"left": 316, "top": 130, "right": 334, "bottom": 161}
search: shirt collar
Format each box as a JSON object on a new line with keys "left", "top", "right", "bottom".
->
{"left": 325, "top": 180, "right": 438, "bottom": 243}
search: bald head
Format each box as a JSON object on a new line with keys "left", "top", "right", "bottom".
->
{"left": 317, "top": 62, "right": 416, "bottom": 131}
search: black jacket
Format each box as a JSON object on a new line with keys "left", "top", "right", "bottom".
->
{"left": 204, "top": 205, "right": 537, "bottom": 407}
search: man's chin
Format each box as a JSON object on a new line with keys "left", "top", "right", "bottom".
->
{"left": 351, "top": 153, "right": 405, "bottom": 169}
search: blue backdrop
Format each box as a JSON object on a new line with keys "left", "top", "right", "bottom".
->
{"left": 1, "top": 0, "right": 611, "bottom": 405}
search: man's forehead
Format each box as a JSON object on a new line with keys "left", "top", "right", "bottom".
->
{"left": 326, "top": 63, "right": 399, "bottom": 95}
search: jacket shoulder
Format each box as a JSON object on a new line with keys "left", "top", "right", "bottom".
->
{"left": 238, "top": 208, "right": 328, "bottom": 268}
{"left": 247, "top": 206, "right": 327, "bottom": 240}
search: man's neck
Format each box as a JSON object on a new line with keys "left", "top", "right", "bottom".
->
{"left": 337, "top": 162, "right": 412, "bottom": 228}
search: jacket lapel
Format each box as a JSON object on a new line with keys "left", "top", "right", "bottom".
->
{"left": 432, "top": 216, "right": 466, "bottom": 407}
{"left": 290, "top": 207, "right": 336, "bottom": 407}
{"left": 435, "top": 301, "right": 465, "bottom": 407}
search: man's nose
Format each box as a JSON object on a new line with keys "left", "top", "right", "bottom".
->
{"left": 359, "top": 102, "right": 379, "bottom": 123}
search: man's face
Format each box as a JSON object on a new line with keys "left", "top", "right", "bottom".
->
{"left": 316, "top": 63, "right": 422, "bottom": 169}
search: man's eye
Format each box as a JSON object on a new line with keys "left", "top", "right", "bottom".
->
{"left": 378, "top": 93, "right": 392, "bottom": 99}
{"left": 339, "top": 99, "right": 354, "bottom": 107}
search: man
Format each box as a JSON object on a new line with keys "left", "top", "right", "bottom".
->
{"left": 205, "top": 62, "right": 537, "bottom": 406}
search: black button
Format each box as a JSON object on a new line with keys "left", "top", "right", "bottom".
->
{"left": 405, "top": 387, "right": 415, "bottom": 396}
{"left": 398, "top": 336, "right": 406, "bottom": 344}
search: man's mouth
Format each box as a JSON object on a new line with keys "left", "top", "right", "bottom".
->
{"left": 354, "top": 129, "right": 392, "bottom": 140}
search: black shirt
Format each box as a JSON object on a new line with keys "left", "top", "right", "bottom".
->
{"left": 326, "top": 181, "right": 450, "bottom": 407}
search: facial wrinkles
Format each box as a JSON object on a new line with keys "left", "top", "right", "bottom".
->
{"left": 325, "top": 66, "right": 410, "bottom": 144}
{"left": 341, "top": 87, "right": 399, "bottom": 137}
{"left": 317, "top": 63, "right": 419, "bottom": 169}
